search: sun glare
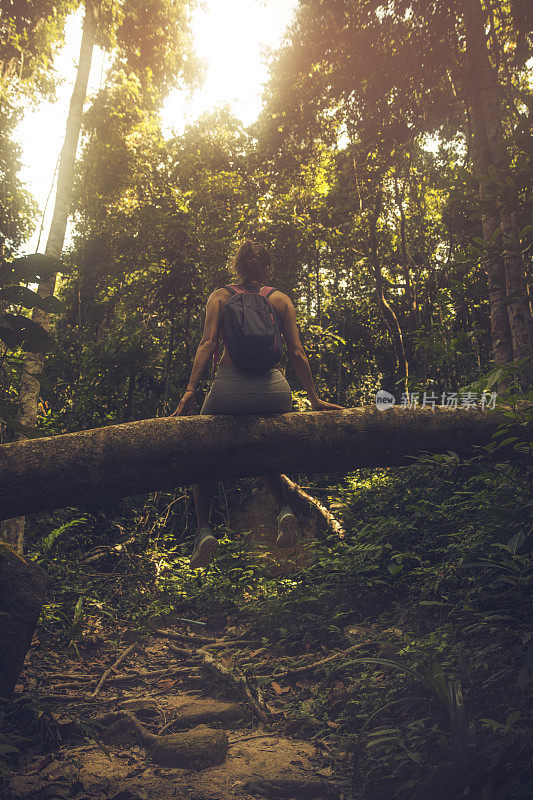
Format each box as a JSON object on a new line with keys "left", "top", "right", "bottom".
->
{"left": 162, "top": 0, "right": 297, "bottom": 132}
{"left": 16, "top": 0, "right": 297, "bottom": 252}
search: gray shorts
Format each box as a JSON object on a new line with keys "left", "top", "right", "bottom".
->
{"left": 200, "top": 363, "right": 293, "bottom": 415}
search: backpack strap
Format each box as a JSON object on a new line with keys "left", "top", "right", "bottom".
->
{"left": 213, "top": 285, "right": 242, "bottom": 375}
{"left": 226, "top": 284, "right": 276, "bottom": 296}
{"left": 213, "top": 286, "right": 237, "bottom": 376}
{"left": 225, "top": 284, "right": 244, "bottom": 294}
{"left": 259, "top": 286, "right": 276, "bottom": 298}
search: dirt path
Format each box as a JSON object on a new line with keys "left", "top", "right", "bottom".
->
{"left": 5, "top": 484, "right": 347, "bottom": 800}
{"left": 10, "top": 640, "right": 338, "bottom": 800}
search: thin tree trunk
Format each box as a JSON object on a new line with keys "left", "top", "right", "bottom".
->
{"left": 369, "top": 196, "right": 408, "bottom": 393}
{"left": 184, "top": 297, "right": 192, "bottom": 364}
{"left": 315, "top": 241, "right": 321, "bottom": 326}
{"left": 394, "top": 174, "right": 414, "bottom": 319}
{"left": 162, "top": 313, "right": 177, "bottom": 411}
{"left": 336, "top": 304, "right": 346, "bottom": 404}
{"left": 306, "top": 264, "right": 311, "bottom": 318}
{"left": 124, "top": 367, "right": 137, "bottom": 422}
{"left": 0, "top": 1, "right": 99, "bottom": 551}
{"left": 20, "top": 1, "right": 99, "bottom": 430}
{"left": 463, "top": 10, "right": 512, "bottom": 367}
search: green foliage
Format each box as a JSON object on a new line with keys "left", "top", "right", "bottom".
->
{"left": 0, "top": 101, "right": 37, "bottom": 258}
{"left": 0, "top": 253, "right": 63, "bottom": 437}
{"left": 21, "top": 409, "right": 531, "bottom": 799}
{"left": 0, "top": 0, "right": 77, "bottom": 99}
{"left": 0, "top": 313, "right": 55, "bottom": 353}
{"left": 41, "top": 517, "right": 90, "bottom": 557}
{"left": 3, "top": 1, "right": 531, "bottom": 795}
{"left": 0, "top": 727, "right": 20, "bottom": 779}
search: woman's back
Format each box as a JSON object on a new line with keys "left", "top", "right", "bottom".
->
{"left": 216, "top": 283, "right": 290, "bottom": 370}
{"left": 172, "top": 239, "right": 342, "bottom": 418}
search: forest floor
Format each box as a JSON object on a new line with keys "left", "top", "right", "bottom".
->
{"left": 2, "top": 455, "right": 532, "bottom": 800}
{"left": 8, "top": 618, "right": 347, "bottom": 800}
{"left": 5, "top": 486, "right": 353, "bottom": 800}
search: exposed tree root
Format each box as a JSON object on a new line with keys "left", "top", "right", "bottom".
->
{"left": 89, "top": 642, "right": 138, "bottom": 698}
{"left": 263, "top": 638, "right": 379, "bottom": 679}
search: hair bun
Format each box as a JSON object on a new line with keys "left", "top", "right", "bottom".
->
{"left": 232, "top": 240, "right": 272, "bottom": 285}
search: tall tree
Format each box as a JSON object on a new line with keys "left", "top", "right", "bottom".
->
{"left": 3, "top": 0, "right": 200, "bottom": 550}
{"left": 257, "top": 0, "right": 533, "bottom": 383}
{"left": 19, "top": 0, "right": 99, "bottom": 425}
{"left": 1, "top": 0, "right": 99, "bottom": 551}
{"left": 462, "top": 0, "right": 532, "bottom": 381}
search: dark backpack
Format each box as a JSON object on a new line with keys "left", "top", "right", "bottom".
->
{"left": 215, "top": 285, "right": 282, "bottom": 374}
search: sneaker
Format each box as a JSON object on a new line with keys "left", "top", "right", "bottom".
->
{"left": 190, "top": 527, "right": 218, "bottom": 569}
{"left": 276, "top": 506, "right": 299, "bottom": 548}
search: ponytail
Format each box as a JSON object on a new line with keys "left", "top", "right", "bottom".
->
{"left": 232, "top": 240, "right": 271, "bottom": 285}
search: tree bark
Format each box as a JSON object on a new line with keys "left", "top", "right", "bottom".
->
{"left": 19, "top": 0, "right": 99, "bottom": 431}
{"left": 369, "top": 197, "right": 409, "bottom": 392}
{"left": 124, "top": 366, "right": 137, "bottom": 422}
{"left": 463, "top": 0, "right": 532, "bottom": 382}
{"left": 463, "top": 2, "right": 512, "bottom": 369}
{"left": 315, "top": 240, "right": 321, "bottom": 326}
{"left": 162, "top": 312, "right": 177, "bottom": 412}
{"left": 0, "top": 406, "right": 509, "bottom": 521}
{"left": 394, "top": 173, "right": 415, "bottom": 321}
{"left": 280, "top": 474, "right": 346, "bottom": 539}
{"left": 1, "top": 1, "right": 99, "bottom": 551}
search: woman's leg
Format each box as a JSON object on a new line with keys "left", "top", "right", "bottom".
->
{"left": 193, "top": 480, "right": 217, "bottom": 528}
{"left": 260, "top": 378, "right": 299, "bottom": 546}
{"left": 262, "top": 473, "right": 298, "bottom": 547}
{"left": 194, "top": 383, "right": 221, "bottom": 531}
{"left": 261, "top": 474, "right": 288, "bottom": 512}
{"left": 194, "top": 368, "right": 252, "bottom": 531}
{"left": 190, "top": 479, "right": 218, "bottom": 568}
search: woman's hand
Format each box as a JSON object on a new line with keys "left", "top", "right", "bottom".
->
{"left": 310, "top": 398, "right": 344, "bottom": 411}
{"left": 170, "top": 389, "right": 196, "bottom": 416}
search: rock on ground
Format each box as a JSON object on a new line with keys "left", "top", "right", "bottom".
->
{"left": 0, "top": 549, "right": 47, "bottom": 697}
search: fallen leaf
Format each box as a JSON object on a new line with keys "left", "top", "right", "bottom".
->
{"left": 383, "top": 627, "right": 403, "bottom": 636}
{"left": 156, "top": 679, "right": 177, "bottom": 689}
{"left": 271, "top": 681, "right": 290, "bottom": 695}
{"left": 265, "top": 703, "right": 284, "bottom": 715}
{"left": 31, "top": 756, "right": 53, "bottom": 773}
{"left": 317, "top": 766, "right": 335, "bottom": 777}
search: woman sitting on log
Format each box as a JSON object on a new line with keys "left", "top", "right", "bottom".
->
{"left": 172, "top": 240, "right": 343, "bottom": 568}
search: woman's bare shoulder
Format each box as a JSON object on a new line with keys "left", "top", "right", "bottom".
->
{"left": 270, "top": 288, "right": 293, "bottom": 302}
{"left": 208, "top": 287, "right": 232, "bottom": 302}
{"left": 269, "top": 289, "right": 294, "bottom": 318}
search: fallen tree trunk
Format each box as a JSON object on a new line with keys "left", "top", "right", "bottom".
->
{"left": 0, "top": 406, "right": 508, "bottom": 520}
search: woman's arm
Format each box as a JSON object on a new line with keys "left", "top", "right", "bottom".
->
{"left": 280, "top": 296, "right": 343, "bottom": 411}
{"left": 170, "top": 290, "right": 222, "bottom": 416}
